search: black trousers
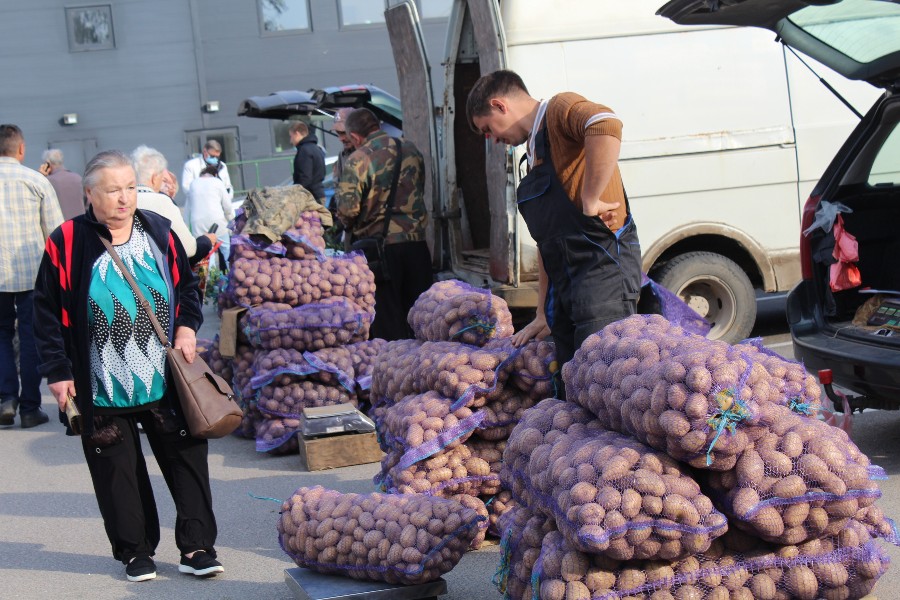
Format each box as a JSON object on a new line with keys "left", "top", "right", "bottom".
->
{"left": 81, "top": 408, "right": 217, "bottom": 564}
{"left": 371, "top": 240, "right": 433, "bottom": 341}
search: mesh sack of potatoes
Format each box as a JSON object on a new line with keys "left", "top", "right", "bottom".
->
{"left": 494, "top": 505, "right": 557, "bottom": 600}
{"left": 698, "top": 402, "right": 884, "bottom": 545}
{"left": 380, "top": 443, "right": 499, "bottom": 498}
{"left": 250, "top": 347, "right": 356, "bottom": 393}
{"left": 255, "top": 417, "right": 301, "bottom": 455}
{"left": 231, "top": 344, "right": 259, "bottom": 403}
{"left": 484, "top": 338, "right": 559, "bottom": 401}
{"left": 408, "top": 279, "right": 515, "bottom": 347}
{"left": 229, "top": 233, "right": 288, "bottom": 261}
{"left": 281, "top": 212, "right": 326, "bottom": 259}
{"left": 528, "top": 518, "right": 888, "bottom": 600}
{"left": 241, "top": 297, "right": 372, "bottom": 353}
{"left": 380, "top": 391, "right": 484, "bottom": 460}
{"left": 561, "top": 315, "right": 822, "bottom": 471}
{"left": 227, "top": 253, "right": 375, "bottom": 312}
{"left": 450, "top": 493, "right": 489, "bottom": 550}
{"left": 344, "top": 338, "right": 387, "bottom": 402}
{"left": 255, "top": 376, "right": 356, "bottom": 419}
{"left": 467, "top": 438, "right": 505, "bottom": 496}
{"left": 235, "top": 398, "right": 263, "bottom": 440}
{"left": 370, "top": 340, "right": 516, "bottom": 411}
{"left": 277, "top": 485, "right": 485, "bottom": 585}
{"left": 504, "top": 399, "right": 728, "bottom": 561}
{"left": 202, "top": 336, "right": 234, "bottom": 384}
{"left": 487, "top": 490, "right": 519, "bottom": 537}
{"left": 474, "top": 387, "right": 540, "bottom": 441}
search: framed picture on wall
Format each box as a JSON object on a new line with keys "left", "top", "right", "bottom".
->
{"left": 66, "top": 5, "right": 116, "bottom": 52}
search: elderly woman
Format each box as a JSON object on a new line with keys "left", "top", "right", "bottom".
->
{"left": 33, "top": 150, "right": 223, "bottom": 582}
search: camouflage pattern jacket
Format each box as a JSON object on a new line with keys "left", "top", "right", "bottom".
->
{"left": 336, "top": 130, "right": 427, "bottom": 244}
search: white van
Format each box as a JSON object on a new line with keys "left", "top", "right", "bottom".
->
{"left": 384, "top": 0, "right": 880, "bottom": 342}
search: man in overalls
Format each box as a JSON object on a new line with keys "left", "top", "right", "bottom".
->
{"left": 467, "top": 70, "right": 642, "bottom": 380}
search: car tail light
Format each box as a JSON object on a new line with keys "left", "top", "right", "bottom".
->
{"left": 818, "top": 369, "right": 833, "bottom": 385}
{"left": 799, "top": 194, "right": 821, "bottom": 281}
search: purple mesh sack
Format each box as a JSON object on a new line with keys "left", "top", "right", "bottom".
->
{"left": 380, "top": 391, "right": 484, "bottom": 462}
{"left": 699, "top": 402, "right": 885, "bottom": 545}
{"left": 250, "top": 347, "right": 356, "bottom": 393}
{"left": 503, "top": 399, "right": 727, "bottom": 561}
{"left": 474, "top": 387, "right": 540, "bottom": 441}
{"left": 282, "top": 212, "right": 326, "bottom": 259}
{"left": 449, "top": 493, "right": 489, "bottom": 550}
{"left": 234, "top": 398, "right": 263, "bottom": 440}
{"left": 231, "top": 344, "right": 259, "bottom": 403}
{"left": 408, "top": 279, "right": 515, "bottom": 346}
{"left": 561, "top": 314, "right": 822, "bottom": 471}
{"left": 345, "top": 338, "right": 387, "bottom": 401}
{"left": 493, "top": 506, "right": 555, "bottom": 600}
{"left": 230, "top": 233, "right": 288, "bottom": 260}
{"left": 486, "top": 490, "right": 519, "bottom": 538}
{"left": 277, "top": 486, "right": 485, "bottom": 585}
{"left": 488, "top": 339, "right": 558, "bottom": 401}
{"left": 255, "top": 417, "right": 301, "bottom": 455}
{"left": 241, "top": 297, "right": 373, "bottom": 352}
{"left": 379, "top": 444, "right": 499, "bottom": 498}
{"left": 530, "top": 518, "right": 888, "bottom": 600}
{"left": 256, "top": 377, "right": 356, "bottom": 419}
{"left": 467, "top": 438, "right": 505, "bottom": 497}
{"left": 640, "top": 272, "right": 711, "bottom": 337}
{"left": 204, "top": 336, "right": 234, "bottom": 384}
{"left": 227, "top": 253, "right": 375, "bottom": 312}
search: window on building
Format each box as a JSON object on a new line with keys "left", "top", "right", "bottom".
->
{"left": 66, "top": 5, "right": 116, "bottom": 52}
{"left": 339, "top": 0, "right": 386, "bottom": 27}
{"left": 259, "top": 0, "right": 311, "bottom": 34}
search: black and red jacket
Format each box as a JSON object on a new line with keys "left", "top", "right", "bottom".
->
{"left": 33, "top": 208, "right": 202, "bottom": 435}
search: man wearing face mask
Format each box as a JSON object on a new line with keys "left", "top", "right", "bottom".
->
{"left": 181, "top": 140, "right": 233, "bottom": 205}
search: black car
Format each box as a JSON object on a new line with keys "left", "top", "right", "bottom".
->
{"left": 659, "top": 0, "right": 900, "bottom": 409}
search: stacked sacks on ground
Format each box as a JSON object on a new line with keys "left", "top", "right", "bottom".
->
{"left": 277, "top": 485, "right": 485, "bottom": 585}
{"left": 368, "top": 281, "right": 558, "bottom": 546}
{"left": 560, "top": 314, "right": 890, "bottom": 545}
{"left": 492, "top": 314, "right": 895, "bottom": 599}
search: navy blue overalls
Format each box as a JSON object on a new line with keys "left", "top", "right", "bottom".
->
{"left": 516, "top": 121, "right": 642, "bottom": 369}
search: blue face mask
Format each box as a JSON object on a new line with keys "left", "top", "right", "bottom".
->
{"left": 205, "top": 155, "right": 219, "bottom": 166}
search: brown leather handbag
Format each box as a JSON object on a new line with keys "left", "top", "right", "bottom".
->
{"left": 99, "top": 235, "right": 241, "bottom": 439}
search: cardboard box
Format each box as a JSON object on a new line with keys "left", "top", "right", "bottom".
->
{"left": 298, "top": 403, "right": 383, "bottom": 471}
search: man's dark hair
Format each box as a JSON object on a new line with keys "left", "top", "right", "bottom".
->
{"left": 0, "top": 124, "right": 24, "bottom": 157}
{"left": 345, "top": 108, "right": 380, "bottom": 138}
{"left": 465, "top": 70, "right": 529, "bottom": 131}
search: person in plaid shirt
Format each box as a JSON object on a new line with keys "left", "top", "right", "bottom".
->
{"left": 0, "top": 124, "right": 64, "bottom": 428}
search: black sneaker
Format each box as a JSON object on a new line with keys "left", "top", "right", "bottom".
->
{"left": 126, "top": 556, "right": 157, "bottom": 582}
{"left": 20, "top": 409, "right": 49, "bottom": 429}
{"left": 178, "top": 551, "right": 224, "bottom": 577}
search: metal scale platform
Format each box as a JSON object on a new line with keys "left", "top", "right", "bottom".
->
{"left": 285, "top": 568, "right": 447, "bottom": 600}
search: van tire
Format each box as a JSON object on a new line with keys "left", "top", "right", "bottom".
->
{"left": 656, "top": 251, "right": 756, "bottom": 343}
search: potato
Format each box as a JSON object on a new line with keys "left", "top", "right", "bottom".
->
{"left": 408, "top": 280, "right": 515, "bottom": 347}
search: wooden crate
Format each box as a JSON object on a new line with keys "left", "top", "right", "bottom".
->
{"left": 298, "top": 431, "right": 383, "bottom": 471}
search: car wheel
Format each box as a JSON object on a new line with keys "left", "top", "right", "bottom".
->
{"left": 656, "top": 251, "right": 756, "bottom": 344}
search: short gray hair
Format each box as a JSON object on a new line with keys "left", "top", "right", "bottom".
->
{"left": 204, "top": 140, "right": 222, "bottom": 153}
{"left": 84, "top": 150, "right": 133, "bottom": 188}
{"left": 131, "top": 145, "right": 167, "bottom": 185}
{"left": 42, "top": 148, "right": 64, "bottom": 167}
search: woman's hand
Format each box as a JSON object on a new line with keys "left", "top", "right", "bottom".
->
{"left": 511, "top": 314, "right": 551, "bottom": 347}
{"left": 49, "top": 380, "right": 76, "bottom": 412}
{"left": 174, "top": 326, "right": 197, "bottom": 363}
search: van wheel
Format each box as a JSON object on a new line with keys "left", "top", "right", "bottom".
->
{"left": 656, "top": 251, "right": 756, "bottom": 344}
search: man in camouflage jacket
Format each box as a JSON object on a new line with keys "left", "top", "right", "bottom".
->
{"left": 336, "top": 108, "right": 432, "bottom": 341}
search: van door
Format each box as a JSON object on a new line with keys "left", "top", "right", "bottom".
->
{"left": 385, "top": 1, "right": 442, "bottom": 266}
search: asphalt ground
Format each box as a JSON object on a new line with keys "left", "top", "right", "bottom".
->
{"left": 0, "top": 302, "right": 897, "bottom": 599}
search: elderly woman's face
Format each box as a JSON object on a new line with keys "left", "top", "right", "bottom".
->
{"left": 86, "top": 165, "right": 137, "bottom": 229}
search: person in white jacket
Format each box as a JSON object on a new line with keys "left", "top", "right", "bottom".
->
{"left": 131, "top": 145, "right": 215, "bottom": 265}
{"left": 182, "top": 140, "right": 232, "bottom": 205}
{"left": 187, "top": 163, "right": 233, "bottom": 270}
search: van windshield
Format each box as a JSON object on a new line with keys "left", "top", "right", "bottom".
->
{"left": 789, "top": 0, "right": 900, "bottom": 63}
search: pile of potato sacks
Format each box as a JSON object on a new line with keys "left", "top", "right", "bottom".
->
{"left": 363, "top": 280, "right": 559, "bottom": 549}
{"left": 496, "top": 313, "right": 897, "bottom": 600}
{"left": 207, "top": 209, "right": 385, "bottom": 455}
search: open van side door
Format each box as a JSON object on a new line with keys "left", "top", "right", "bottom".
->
{"left": 385, "top": 1, "right": 442, "bottom": 266}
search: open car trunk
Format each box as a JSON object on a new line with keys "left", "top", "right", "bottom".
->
{"left": 806, "top": 95, "right": 900, "bottom": 346}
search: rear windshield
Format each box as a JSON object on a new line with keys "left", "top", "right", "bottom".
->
{"left": 789, "top": 0, "right": 900, "bottom": 63}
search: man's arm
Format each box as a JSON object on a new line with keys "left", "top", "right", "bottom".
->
{"left": 296, "top": 147, "right": 314, "bottom": 190}
{"left": 581, "top": 134, "right": 622, "bottom": 227}
{"left": 335, "top": 154, "right": 366, "bottom": 231}
{"left": 181, "top": 159, "right": 196, "bottom": 195}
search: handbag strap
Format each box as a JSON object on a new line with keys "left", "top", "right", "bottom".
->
{"left": 381, "top": 137, "right": 403, "bottom": 240}
{"left": 98, "top": 233, "right": 171, "bottom": 348}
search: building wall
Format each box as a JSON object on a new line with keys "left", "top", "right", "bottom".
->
{"left": 0, "top": 0, "right": 448, "bottom": 191}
